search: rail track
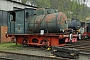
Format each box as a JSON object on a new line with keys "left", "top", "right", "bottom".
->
{"left": 64, "top": 40, "right": 90, "bottom": 60}
{"left": 0, "top": 51, "right": 69, "bottom": 60}
{"left": 51, "top": 40, "right": 90, "bottom": 60}
{"left": 65, "top": 40, "right": 90, "bottom": 52}
{"left": 0, "top": 40, "right": 90, "bottom": 60}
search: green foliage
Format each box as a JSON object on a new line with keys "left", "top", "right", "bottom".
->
{"left": 21, "top": 0, "right": 27, "bottom": 3}
{"left": 0, "top": 43, "right": 21, "bottom": 50}
{"left": 34, "top": 0, "right": 51, "bottom": 8}
{"left": 21, "top": 0, "right": 90, "bottom": 21}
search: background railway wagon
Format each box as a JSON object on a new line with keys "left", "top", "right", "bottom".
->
{"left": 87, "top": 22, "right": 90, "bottom": 37}
{"left": 80, "top": 22, "right": 87, "bottom": 39}
{"left": 0, "top": 10, "right": 11, "bottom": 43}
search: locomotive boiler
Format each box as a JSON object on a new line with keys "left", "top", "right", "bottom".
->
{"left": 27, "top": 12, "right": 68, "bottom": 34}
{"left": 68, "top": 19, "right": 81, "bottom": 30}
{"left": 7, "top": 8, "right": 78, "bottom": 48}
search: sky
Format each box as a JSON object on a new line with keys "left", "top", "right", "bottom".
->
{"left": 87, "top": 0, "right": 90, "bottom": 7}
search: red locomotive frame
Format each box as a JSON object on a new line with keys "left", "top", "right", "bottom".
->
{"left": 7, "top": 33, "right": 77, "bottom": 48}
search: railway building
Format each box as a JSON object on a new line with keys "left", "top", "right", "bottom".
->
{"left": 0, "top": 0, "right": 36, "bottom": 43}
{"left": 0, "top": 0, "right": 37, "bottom": 11}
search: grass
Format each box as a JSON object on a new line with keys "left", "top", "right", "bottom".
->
{"left": 0, "top": 42, "right": 22, "bottom": 50}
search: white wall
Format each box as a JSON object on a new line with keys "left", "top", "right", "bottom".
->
{"left": 0, "top": 0, "right": 33, "bottom": 11}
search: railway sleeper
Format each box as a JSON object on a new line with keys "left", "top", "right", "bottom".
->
{"left": 52, "top": 51, "right": 79, "bottom": 59}
{"left": 65, "top": 44, "right": 90, "bottom": 48}
{"left": 52, "top": 46, "right": 78, "bottom": 54}
{"left": 51, "top": 46, "right": 79, "bottom": 59}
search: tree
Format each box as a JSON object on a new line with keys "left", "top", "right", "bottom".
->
{"left": 21, "top": 0, "right": 90, "bottom": 21}
{"left": 21, "top": 0, "right": 27, "bottom": 3}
